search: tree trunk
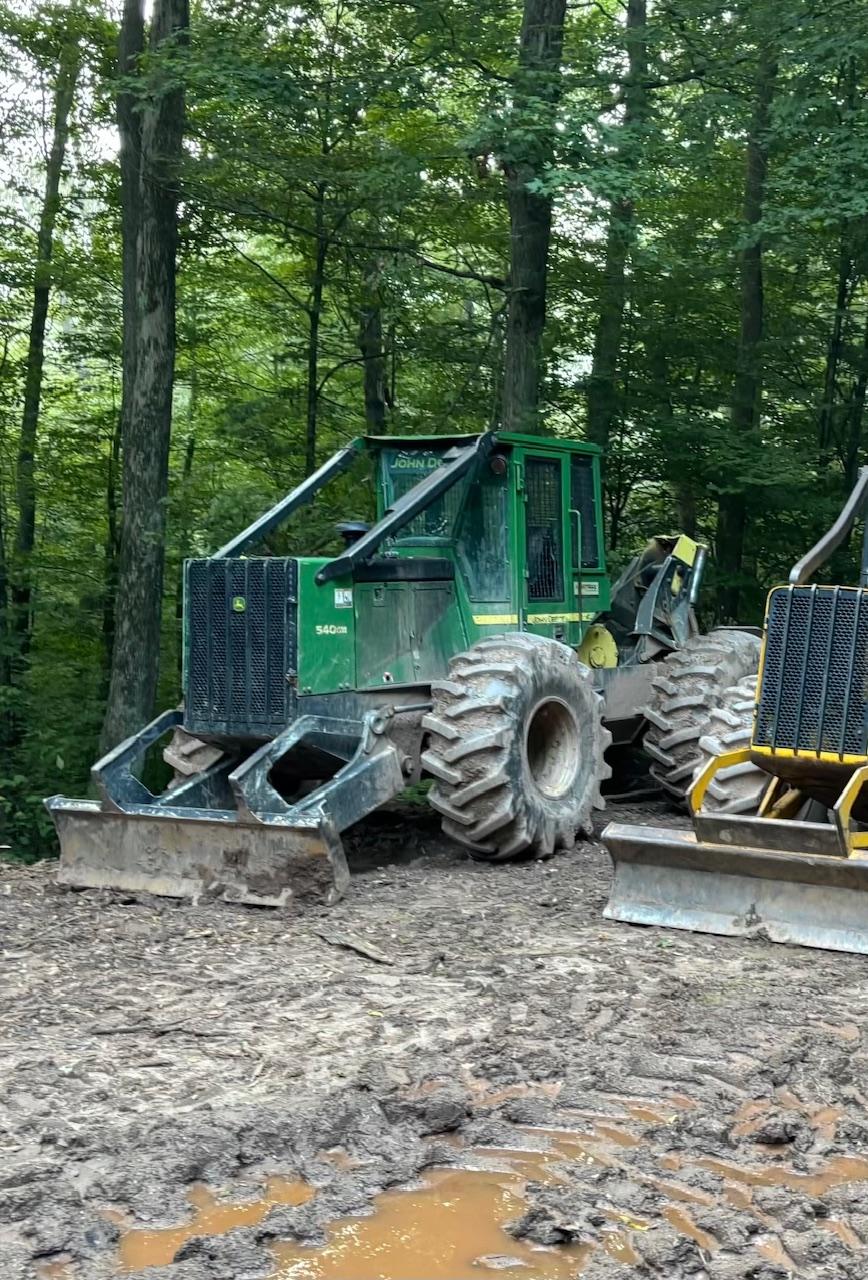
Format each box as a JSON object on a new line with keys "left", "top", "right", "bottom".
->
{"left": 357, "top": 262, "right": 387, "bottom": 431}
{"left": 11, "top": 41, "right": 80, "bottom": 654}
{"left": 818, "top": 60, "right": 859, "bottom": 464}
{"left": 844, "top": 308, "right": 868, "bottom": 491}
{"left": 648, "top": 324, "right": 698, "bottom": 536}
{"left": 501, "top": 0, "right": 567, "bottom": 434}
{"left": 101, "top": 0, "right": 189, "bottom": 751}
{"left": 117, "top": 0, "right": 145, "bottom": 471}
{"left": 175, "top": 423, "right": 196, "bottom": 678}
{"left": 0, "top": 489, "right": 8, "bottom": 692}
{"left": 101, "top": 416, "right": 121, "bottom": 691}
{"left": 817, "top": 229, "right": 854, "bottom": 462}
{"left": 305, "top": 188, "right": 327, "bottom": 476}
{"left": 586, "top": 0, "right": 647, "bottom": 454}
{"left": 101, "top": 1, "right": 145, "bottom": 694}
{"left": 716, "top": 47, "right": 777, "bottom": 622}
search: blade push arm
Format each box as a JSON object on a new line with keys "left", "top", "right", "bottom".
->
{"left": 789, "top": 466, "right": 868, "bottom": 586}
{"left": 213, "top": 439, "right": 365, "bottom": 560}
{"left": 315, "top": 431, "right": 494, "bottom": 584}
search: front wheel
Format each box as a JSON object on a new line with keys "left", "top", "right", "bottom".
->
{"left": 421, "top": 633, "right": 611, "bottom": 861}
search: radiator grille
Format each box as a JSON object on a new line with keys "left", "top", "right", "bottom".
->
{"left": 184, "top": 557, "right": 297, "bottom": 737}
{"left": 754, "top": 585, "right": 868, "bottom": 758}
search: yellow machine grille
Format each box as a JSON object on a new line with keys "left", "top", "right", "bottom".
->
{"left": 754, "top": 585, "right": 868, "bottom": 759}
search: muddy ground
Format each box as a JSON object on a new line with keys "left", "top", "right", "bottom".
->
{"left": 2, "top": 802, "right": 868, "bottom": 1279}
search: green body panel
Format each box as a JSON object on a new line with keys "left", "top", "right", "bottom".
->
{"left": 355, "top": 581, "right": 465, "bottom": 688}
{"left": 295, "top": 558, "right": 356, "bottom": 694}
{"left": 296, "top": 557, "right": 468, "bottom": 693}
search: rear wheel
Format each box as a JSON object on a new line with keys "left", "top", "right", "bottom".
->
{"left": 643, "top": 629, "right": 761, "bottom": 806}
{"left": 694, "top": 675, "right": 768, "bottom": 814}
{"left": 422, "top": 633, "right": 611, "bottom": 861}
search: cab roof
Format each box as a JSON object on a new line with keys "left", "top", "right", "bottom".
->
{"left": 362, "top": 432, "right": 602, "bottom": 455}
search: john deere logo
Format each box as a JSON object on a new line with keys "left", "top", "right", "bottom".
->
{"left": 231, "top": 596, "right": 246, "bottom": 612}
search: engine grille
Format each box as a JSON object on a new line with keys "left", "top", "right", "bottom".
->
{"left": 183, "top": 557, "right": 297, "bottom": 738}
{"left": 754, "top": 585, "right": 868, "bottom": 759}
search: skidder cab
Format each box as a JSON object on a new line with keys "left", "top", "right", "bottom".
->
{"left": 47, "top": 431, "right": 754, "bottom": 907}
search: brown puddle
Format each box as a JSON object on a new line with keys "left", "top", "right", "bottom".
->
{"left": 471, "top": 1145, "right": 573, "bottom": 1184}
{"left": 601, "top": 1230, "right": 642, "bottom": 1265}
{"left": 810, "top": 1105, "right": 844, "bottom": 1142}
{"left": 36, "top": 1262, "right": 74, "bottom": 1280}
{"left": 118, "top": 1177, "right": 314, "bottom": 1270}
{"left": 756, "top": 1234, "right": 798, "bottom": 1271}
{"left": 113, "top": 1084, "right": 868, "bottom": 1278}
{"left": 666, "top": 1092, "right": 698, "bottom": 1110}
{"left": 472, "top": 1080, "right": 564, "bottom": 1107}
{"left": 623, "top": 1103, "right": 676, "bottom": 1126}
{"left": 661, "top": 1206, "right": 718, "bottom": 1253}
{"left": 731, "top": 1099, "right": 771, "bottom": 1138}
{"left": 115, "top": 1134, "right": 621, "bottom": 1278}
{"left": 722, "top": 1180, "right": 777, "bottom": 1230}
{"left": 821, "top": 1217, "right": 863, "bottom": 1250}
{"left": 699, "top": 1154, "right": 868, "bottom": 1197}
{"left": 732, "top": 1091, "right": 844, "bottom": 1144}
{"left": 272, "top": 1166, "right": 593, "bottom": 1279}
{"left": 519, "top": 1126, "right": 619, "bottom": 1169}
{"left": 593, "top": 1122, "right": 642, "bottom": 1148}
{"left": 604, "top": 1208, "right": 651, "bottom": 1232}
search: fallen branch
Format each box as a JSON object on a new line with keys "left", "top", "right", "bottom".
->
{"left": 315, "top": 928, "right": 395, "bottom": 965}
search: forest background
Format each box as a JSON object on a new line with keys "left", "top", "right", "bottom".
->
{"left": 2, "top": 0, "right": 867, "bottom": 856}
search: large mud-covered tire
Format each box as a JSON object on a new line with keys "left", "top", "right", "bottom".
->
{"left": 694, "top": 675, "right": 768, "bottom": 814}
{"left": 643, "top": 629, "right": 761, "bottom": 805}
{"left": 421, "top": 633, "right": 612, "bottom": 861}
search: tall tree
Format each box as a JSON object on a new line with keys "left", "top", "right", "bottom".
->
{"left": 716, "top": 44, "right": 777, "bottom": 621}
{"left": 501, "top": 0, "right": 568, "bottom": 433}
{"left": 357, "top": 260, "right": 388, "bottom": 431}
{"left": 585, "top": 0, "right": 648, "bottom": 455}
{"left": 12, "top": 26, "right": 81, "bottom": 657}
{"left": 101, "top": 0, "right": 189, "bottom": 750}
{"left": 104, "top": 0, "right": 145, "bottom": 676}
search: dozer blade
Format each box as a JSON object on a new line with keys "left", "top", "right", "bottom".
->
{"left": 602, "top": 821, "right": 868, "bottom": 955}
{"left": 47, "top": 797, "right": 349, "bottom": 907}
{"left": 46, "top": 704, "right": 409, "bottom": 909}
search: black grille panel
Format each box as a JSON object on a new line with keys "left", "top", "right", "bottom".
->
{"left": 755, "top": 585, "right": 868, "bottom": 758}
{"left": 184, "top": 557, "right": 297, "bottom": 737}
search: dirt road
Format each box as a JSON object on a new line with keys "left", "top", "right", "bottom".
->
{"left": 2, "top": 804, "right": 868, "bottom": 1279}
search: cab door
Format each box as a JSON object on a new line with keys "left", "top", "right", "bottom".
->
{"left": 517, "top": 449, "right": 575, "bottom": 643}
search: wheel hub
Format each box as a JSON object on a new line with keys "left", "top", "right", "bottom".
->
{"left": 525, "top": 698, "right": 581, "bottom": 799}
